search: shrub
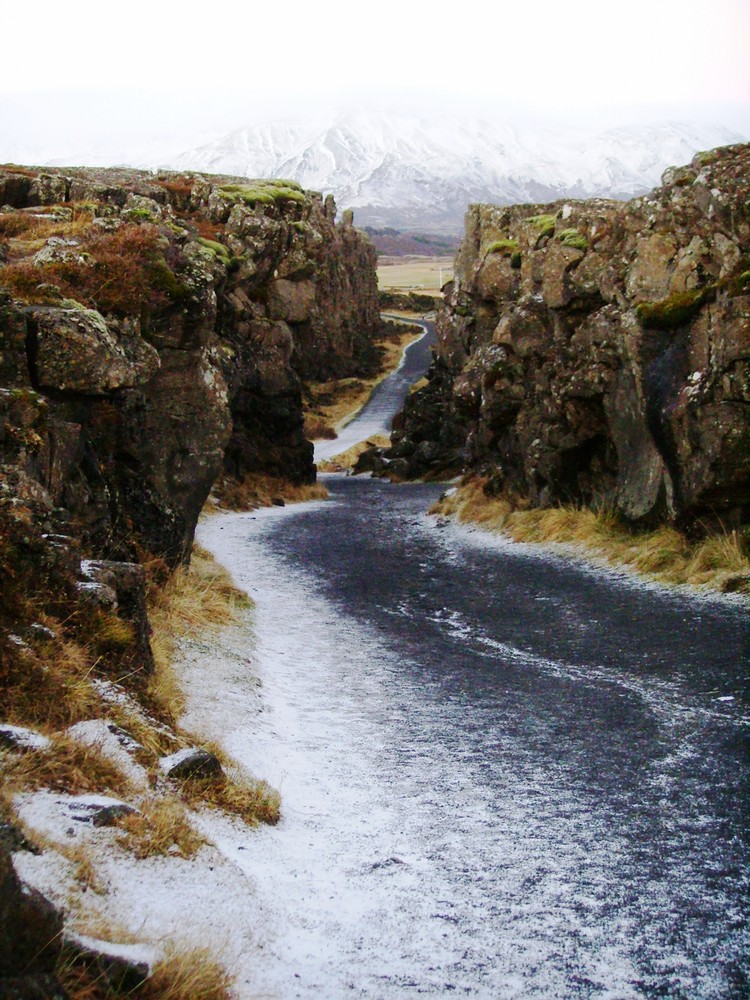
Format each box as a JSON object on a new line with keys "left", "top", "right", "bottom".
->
{"left": 0, "top": 223, "right": 189, "bottom": 317}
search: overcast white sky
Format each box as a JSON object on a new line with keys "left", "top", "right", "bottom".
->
{"left": 2, "top": 0, "right": 749, "bottom": 158}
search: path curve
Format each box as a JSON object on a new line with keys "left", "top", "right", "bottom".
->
{"left": 313, "top": 320, "right": 435, "bottom": 463}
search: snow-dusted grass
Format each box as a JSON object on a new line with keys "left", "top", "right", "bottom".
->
{"left": 432, "top": 476, "right": 750, "bottom": 595}
{"left": 58, "top": 941, "right": 235, "bottom": 999}
{"left": 1, "top": 732, "right": 134, "bottom": 799}
{"left": 147, "top": 544, "right": 254, "bottom": 722}
{"left": 2, "top": 540, "right": 285, "bottom": 997}
{"left": 116, "top": 798, "right": 206, "bottom": 861}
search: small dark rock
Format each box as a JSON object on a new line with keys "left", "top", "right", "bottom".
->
{"left": 159, "top": 747, "right": 224, "bottom": 780}
{"left": 0, "top": 725, "right": 51, "bottom": 752}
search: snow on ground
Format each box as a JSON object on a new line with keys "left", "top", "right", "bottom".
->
{"left": 10, "top": 608, "right": 288, "bottom": 995}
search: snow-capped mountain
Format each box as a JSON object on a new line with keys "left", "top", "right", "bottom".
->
{"left": 172, "top": 111, "right": 744, "bottom": 231}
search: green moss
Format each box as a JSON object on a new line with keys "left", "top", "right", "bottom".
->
{"left": 149, "top": 259, "right": 191, "bottom": 304}
{"left": 693, "top": 149, "right": 721, "bottom": 167}
{"left": 723, "top": 269, "right": 750, "bottom": 296}
{"left": 8, "top": 387, "right": 46, "bottom": 408}
{"left": 197, "top": 237, "right": 231, "bottom": 262}
{"left": 557, "top": 228, "right": 589, "bottom": 251}
{"left": 635, "top": 287, "right": 715, "bottom": 330}
{"left": 486, "top": 238, "right": 519, "bottom": 257}
{"left": 525, "top": 213, "right": 557, "bottom": 238}
{"left": 271, "top": 178, "right": 302, "bottom": 191}
{"left": 125, "top": 208, "right": 156, "bottom": 221}
{"left": 219, "top": 179, "right": 306, "bottom": 207}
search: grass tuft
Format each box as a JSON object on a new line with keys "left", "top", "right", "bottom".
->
{"left": 1, "top": 733, "right": 134, "bottom": 798}
{"left": 432, "top": 477, "right": 750, "bottom": 593}
{"left": 57, "top": 943, "right": 235, "bottom": 1000}
{"left": 486, "top": 238, "right": 519, "bottom": 256}
{"left": 525, "top": 213, "right": 557, "bottom": 237}
{"left": 557, "top": 228, "right": 589, "bottom": 251}
{"left": 116, "top": 798, "right": 206, "bottom": 859}
{"left": 146, "top": 546, "right": 253, "bottom": 722}
{"left": 180, "top": 771, "right": 281, "bottom": 826}
{"left": 214, "top": 473, "right": 328, "bottom": 512}
{"left": 145, "top": 947, "right": 236, "bottom": 1000}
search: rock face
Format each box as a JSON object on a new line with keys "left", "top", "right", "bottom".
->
{"left": 0, "top": 842, "right": 65, "bottom": 998}
{"left": 0, "top": 166, "right": 380, "bottom": 800}
{"left": 385, "top": 144, "right": 750, "bottom": 530}
{"left": 0, "top": 166, "right": 380, "bottom": 565}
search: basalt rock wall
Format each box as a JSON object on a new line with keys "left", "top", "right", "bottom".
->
{"left": 0, "top": 166, "right": 380, "bottom": 564}
{"left": 386, "top": 144, "right": 750, "bottom": 530}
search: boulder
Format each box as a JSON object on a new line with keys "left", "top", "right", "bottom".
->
{"left": 267, "top": 278, "right": 316, "bottom": 323}
{"left": 29, "top": 306, "right": 147, "bottom": 393}
{"left": 0, "top": 843, "right": 64, "bottom": 996}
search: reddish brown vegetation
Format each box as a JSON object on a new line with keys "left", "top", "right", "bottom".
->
{"left": 0, "top": 223, "right": 187, "bottom": 316}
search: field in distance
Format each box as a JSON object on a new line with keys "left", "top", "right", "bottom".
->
{"left": 377, "top": 255, "right": 454, "bottom": 294}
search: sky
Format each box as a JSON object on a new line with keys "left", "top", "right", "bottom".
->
{"left": 1, "top": 0, "right": 749, "bottom": 161}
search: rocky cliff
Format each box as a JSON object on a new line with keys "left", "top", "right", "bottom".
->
{"left": 0, "top": 165, "right": 380, "bottom": 565}
{"left": 378, "top": 144, "right": 750, "bottom": 532}
{"left": 0, "top": 165, "right": 380, "bottom": 989}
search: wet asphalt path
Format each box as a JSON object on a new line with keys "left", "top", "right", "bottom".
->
{"left": 234, "top": 474, "right": 749, "bottom": 997}
{"left": 313, "top": 320, "right": 436, "bottom": 462}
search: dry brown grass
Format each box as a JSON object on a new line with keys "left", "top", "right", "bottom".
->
{"left": 0, "top": 221, "right": 186, "bottom": 317}
{"left": 116, "top": 798, "right": 206, "bottom": 860}
{"left": 0, "top": 733, "right": 135, "bottom": 798}
{"left": 304, "top": 325, "right": 423, "bottom": 439}
{"left": 106, "top": 702, "right": 180, "bottom": 761}
{"left": 1, "top": 634, "right": 103, "bottom": 730}
{"left": 432, "top": 477, "right": 750, "bottom": 593}
{"left": 146, "top": 545, "right": 253, "bottom": 721}
{"left": 180, "top": 770, "right": 281, "bottom": 826}
{"left": 172, "top": 739, "right": 280, "bottom": 826}
{"left": 58, "top": 943, "right": 235, "bottom": 1000}
{"left": 0, "top": 203, "right": 97, "bottom": 245}
{"left": 214, "top": 471, "right": 328, "bottom": 512}
{"left": 65, "top": 842, "right": 109, "bottom": 895}
{"left": 317, "top": 434, "right": 391, "bottom": 473}
{"left": 144, "top": 948, "right": 235, "bottom": 1000}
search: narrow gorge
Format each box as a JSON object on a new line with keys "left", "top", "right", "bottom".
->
{"left": 0, "top": 146, "right": 748, "bottom": 999}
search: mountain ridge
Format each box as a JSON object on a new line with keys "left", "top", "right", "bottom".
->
{"left": 172, "top": 111, "right": 744, "bottom": 231}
